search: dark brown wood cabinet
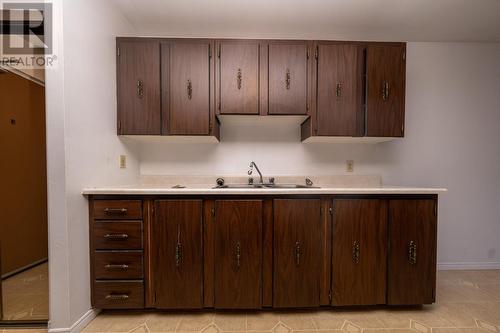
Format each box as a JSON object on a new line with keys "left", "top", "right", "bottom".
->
{"left": 273, "top": 199, "right": 321, "bottom": 307}
{"left": 366, "top": 45, "right": 406, "bottom": 137}
{"left": 153, "top": 200, "right": 203, "bottom": 309}
{"left": 315, "top": 43, "right": 364, "bottom": 136}
{"left": 332, "top": 199, "right": 387, "bottom": 305}
{"left": 268, "top": 42, "right": 310, "bottom": 115}
{"left": 117, "top": 40, "right": 161, "bottom": 135}
{"left": 214, "top": 200, "right": 263, "bottom": 308}
{"left": 388, "top": 200, "right": 437, "bottom": 305}
{"left": 216, "top": 41, "right": 261, "bottom": 115}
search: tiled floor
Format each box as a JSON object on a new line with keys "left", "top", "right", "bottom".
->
{"left": 1, "top": 262, "right": 49, "bottom": 321}
{"left": 2, "top": 270, "right": 500, "bottom": 333}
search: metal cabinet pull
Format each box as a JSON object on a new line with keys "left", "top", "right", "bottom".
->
{"left": 352, "top": 240, "right": 360, "bottom": 264}
{"left": 382, "top": 81, "right": 389, "bottom": 101}
{"left": 294, "top": 241, "right": 301, "bottom": 266}
{"left": 236, "top": 68, "right": 242, "bottom": 90}
{"left": 175, "top": 226, "right": 183, "bottom": 267}
{"left": 137, "top": 80, "right": 144, "bottom": 98}
{"left": 285, "top": 69, "right": 291, "bottom": 90}
{"left": 235, "top": 242, "right": 241, "bottom": 268}
{"left": 105, "top": 264, "right": 129, "bottom": 270}
{"left": 104, "top": 233, "right": 129, "bottom": 240}
{"left": 408, "top": 241, "right": 417, "bottom": 264}
{"left": 104, "top": 208, "right": 127, "bottom": 215}
{"left": 187, "top": 79, "right": 193, "bottom": 100}
{"left": 336, "top": 83, "right": 342, "bottom": 98}
{"left": 105, "top": 294, "right": 129, "bottom": 300}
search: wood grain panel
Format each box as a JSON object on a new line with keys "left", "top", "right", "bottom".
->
{"left": 388, "top": 200, "right": 437, "bottom": 305}
{"left": 273, "top": 199, "right": 321, "bottom": 307}
{"left": 143, "top": 198, "right": 154, "bottom": 308}
{"left": 262, "top": 199, "right": 274, "bottom": 307}
{"left": 320, "top": 199, "right": 333, "bottom": 305}
{"left": 203, "top": 199, "right": 215, "bottom": 307}
{"left": 332, "top": 199, "right": 387, "bottom": 305}
{"left": 154, "top": 200, "right": 203, "bottom": 309}
{"left": 214, "top": 200, "right": 263, "bottom": 309}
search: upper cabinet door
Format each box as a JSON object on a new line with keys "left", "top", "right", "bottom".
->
{"left": 117, "top": 40, "right": 161, "bottom": 135}
{"left": 316, "top": 43, "right": 363, "bottom": 136}
{"left": 366, "top": 45, "right": 406, "bottom": 137}
{"left": 268, "top": 42, "right": 309, "bottom": 115}
{"left": 217, "top": 41, "right": 260, "bottom": 115}
{"left": 162, "top": 40, "right": 212, "bottom": 135}
{"left": 388, "top": 200, "right": 437, "bottom": 305}
{"left": 214, "top": 200, "right": 263, "bottom": 309}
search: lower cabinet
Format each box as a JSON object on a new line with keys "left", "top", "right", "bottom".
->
{"left": 388, "top": 200, "right": 437, "bottom": 305}
{"left": 273, "top": 199, "right": 322, "bottom": 307}
{"left": 153, "top": 200, "right": 203, "bottom": 309}
{"left": 214, "top": 200, "right": 263, "bottom": 308}
{"left": 332, "top": 199, "right": 388, "bottom": 305}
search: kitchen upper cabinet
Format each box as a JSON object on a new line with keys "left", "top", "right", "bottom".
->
{"left": 153, "top": 200, "right": 203, "bottom": 309}
{"left": 268, "top": 42, "right": 310, "bottom": 115}
{"left": 214, "top": 200, "right": 263, "bottom": 309}
{"left": 161, "top": 40, "right": 213, "bottom": 135}
{"left": 366, "top": 45, "right": 406, "bottom": 137}
{"left": 216, "top": 41, "right": 260, "bottom": 115}
{"left": 316, "top": 43, "right": 364, "bottom": 136}
{"left": 332, "top": 199, "right": 387, "bottom": 306}
{"left": 273, "top": 199, "right": 321, "bottom": 307}
{"left": 388, "top": 200, "right": 437, "bottom": 305}
{"left": 117, "top": 40, "right": 161, "bottom": 135}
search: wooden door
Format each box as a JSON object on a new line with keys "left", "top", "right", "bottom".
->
{"left": 366, "top": 45, "right": 406, "bottom": 137}
{"left": 332, "top": 199, "right": 387, "bottom": 305}
{"left": 162, "top": 40, "right": 212, "bottom": 135}
{"left": 316, "top": 43, "right": 363, "bottom": 136}
{"left": 273, "top": 199, "right": 321, "bottom": 307}
{"left": 214, "top": 200, "right": 262, "bottom": 309}
{"left": 217, "top": 41, "right": 260, "bottom": 115}
{"left": 154, "top": 200, "right": 203, "bottom": 309}
{"left": 388, "top": 200, "right": 437, "bottom": 305}
{"left": 268, "top": 42, "right": 309, "bottom": 115}
{"left": 117, "top": 40, "right": 161, "bottom": 135}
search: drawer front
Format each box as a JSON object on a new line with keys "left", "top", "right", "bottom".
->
{"left": 93, "top": 281, "right": 144, "bottom": 309}
{"left": 92, "top": 221, "right": 143, "bottom": 250}
{"left": 93, "top": 200, "right": 143, "bottom": 220}
{"left": 94, "top": 251, "right": 143, "bottom": 279}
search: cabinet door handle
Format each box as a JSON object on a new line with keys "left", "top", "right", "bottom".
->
{"left": 105, "top": 294, "right": 129, "bottom": 300}
{"left": 105, "top": 264, "right": 129, "bottom": 270}
{"left": 137, "top": 80, "right": 144, "bottom": 98}
{"left": 294, "top": 241, "right": 301, "bottom": 266}
{"left": 235, "top": 242, "right": 241, "bottom": 268}
{"left": 236, "top": 68, "right": 242, "bottom": 90}
{"left": 175, "top": 226, "right": 182, "bottom": 267}
{"left": 352, "top": 240, "right": 360, "bottom": 264}
{"left": 382, "top": 81, "right": 389, "bottom": 101}
{"left": 104, "top": 208, "right": 127, "bottom": 215}
{"left": 104, "top": 233, "right": 129, "bottom": 240}
{"left": 408, "top": 241, "right": 417, "bottom": 264}
{"left": 285, "top": 69, "right": 291, "bottom": 90}
{"left": 187, "top": 79, "right": 193, "bottom": 100}
{"left": 336, "top": 83, "right": 342, "bottom": 98}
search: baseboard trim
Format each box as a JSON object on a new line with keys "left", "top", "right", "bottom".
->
{"left": 438, "top": 261, "right": 500, "bottom": 270}
{"left": 48, "top": 309, "right": 100, "bottom": 333}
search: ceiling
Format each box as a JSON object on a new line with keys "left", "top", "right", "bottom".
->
{"left": 111, "top": 0, "right": 500, "bottom": 42}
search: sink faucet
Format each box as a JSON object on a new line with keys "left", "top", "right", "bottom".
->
{"left": 248, "top": 161, "right": 264, "bottom": 184}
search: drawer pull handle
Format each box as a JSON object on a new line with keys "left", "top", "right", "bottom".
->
{"left": 382, "top": 81, "right": 390, "bottom": 101}
{"left": 104, "top": 264, "right": 129, "bottom": 270}
{"left": 294, "top": 241, "right": 301, "bottom": 266}
{"left": 408, "top": 241, "right": 417, "bottom": 264}
{"left": 336, "top": 83, "right": 342, "bottom": 98}
{"left": 104, "top": 233, "right": 129, "bottom": 240}
{"left": 235, "top": 242, "right": 241, "bottom": 268}
{"left": 105, "top": 294, "right": 129, "bottom": 300}
{"left": 104, "top": 208, "right": 128, "bottom": 214}
{"left": 175, "top": 225, "right": 182, "bottom": 267}
{"left": 236, "top": 68, "right": 242, "bottom": 90}
{"left": 352, "top": 240, "right": 360, "bottom": 264}
{"left": 285, "top": 69, "right": 291, "bottom": 90}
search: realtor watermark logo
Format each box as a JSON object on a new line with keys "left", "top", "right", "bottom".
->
{"left": 1, "top": 2, "right": 56, "bottom": 69}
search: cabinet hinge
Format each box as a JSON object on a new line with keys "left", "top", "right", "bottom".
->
{"left": 218, "top": 101, "right": 221, "bottom": 111}
{"left": 117, "top": 121, "right": 121, "bottom": 131}
{"left": 306, "top": 103, "right": 310, "bottom": 111}
{"left": 209, "top": 44, "right": 212, "bottom": 59}
{"left": 403, "top": 51, "right": 406, "bottom": 61}
{"left": 315, "top": 48, "right": 318, "bottom": 59}
{"left": 151, "top": 205, "right": 155, "bottom": 217}
{"left": 218, "top": 45, "right": 221, "bottom": 58}
{"left": 328, "top": 290, "right": 332, "bottom": 302}
{"left": 209, "top": 120, "right": 213, "bottom": 132}
{"left": 307, "top": 50, "right": 310, "bottom": 59}
{"left": 117, "top": 47, "right": 120, "bottom": 57}
{"left": 401, "top": 123, "right": 404, "bottom": 135}
{"left": 434, "top": 203, "right": 437, "bottom": 217}
{"left": 211, "top": 207, "right": 215, "bottom": 216}
{"left": 329, "top": 207, "right": 333, "bottom": 215}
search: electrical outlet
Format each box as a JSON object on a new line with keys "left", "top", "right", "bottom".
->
{"left": 119, "top": 155, "right": 127, "bottom": 169}
{"left": 346, "top": 160, "right": 354, "bottom": 172}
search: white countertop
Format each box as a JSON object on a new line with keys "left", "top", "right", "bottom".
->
{"left": 82, "top": 185, "right": 447, "bottom": 195}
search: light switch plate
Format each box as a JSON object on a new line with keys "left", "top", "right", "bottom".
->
{"left": 119, "top": 155, "right": 126, "bottom": 169}
{"left": 346, "top": 160, "right": 354, "bottom": 172}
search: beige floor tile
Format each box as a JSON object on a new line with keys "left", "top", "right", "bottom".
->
{"left": 436, "top": 284, "right": 497, "bottom": 303}
{"left": 176, "top": 313, "right": 214, "bottom": 331}
{"left": 438, "top": 270, "right": 500, "bottom": 286}
{"left": 432, "top": 329, "right": 492, "bottom": 333}
{"left": 310, "top": 310, "right": 345, "bottom": 330}
{"left": 83, "top": 312, "right": 148, "bottom": 332}
{"left": 213, "top": 313, "right": 247, "bottom": 331}
{"left": 246, "top": 312, "right": 281, "bottom": 331}
{"left": 146, "top": 312, "right": 184, "bottom": 332}
{"left": 363, "top": 330, "right": 416, "bottom": 333}
{"left": 2, "top": 330, "right": 48, "bottom": 333}
{"left": 279, "top": 312, "right": 316, "bottom": 330}
{"left": 478, "top": 284, "right": 500, "bottom": 301}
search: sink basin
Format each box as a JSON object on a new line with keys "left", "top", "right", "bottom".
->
{"left": 213, "top": 184, "right": 265, "bottom": 189}
{"left": 263, "top": 184, "right": 320, "bottom": 189}
{"left": 213, "top": 183, "right": 320, "bottom": 189}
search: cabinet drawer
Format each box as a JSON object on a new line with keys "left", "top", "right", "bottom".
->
{"left": 93, "top": 200, "right": 142, "bottom": 220}
{"left": 92, "top": 221, "right": 143, "bottom": 250}
{"left": 94, "top": 251, "right": 143, "bottom": 279}
{"left": 93, "top": 281, "right": 144, "bottom": 309}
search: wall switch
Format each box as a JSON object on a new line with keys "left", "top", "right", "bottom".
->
{"left": 346, "top": 160, "right": 354, "bottom": 172}
{"left": 119, "top": 155, "right": 127, "bottom": 169}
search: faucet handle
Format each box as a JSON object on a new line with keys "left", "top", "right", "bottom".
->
{"left": 305, "top": 178, "right": 313, "bottom": 187}
{"left": 268, "top": 177, "right": 275, "bottom": 184}
{"left": 248, "top": 177, "right": 254, "bottom": 185}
